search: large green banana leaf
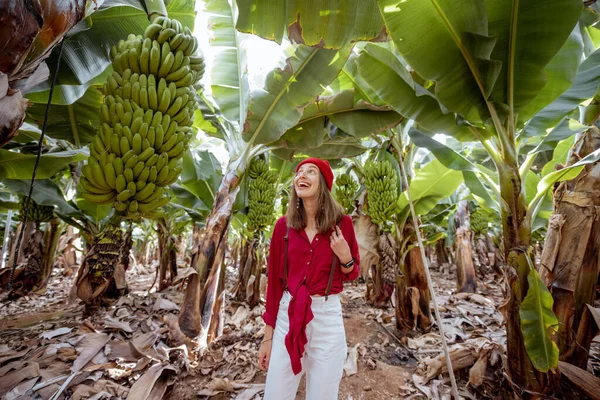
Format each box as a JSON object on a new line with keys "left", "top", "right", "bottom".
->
{"left": 26, "top": 87, "right": 103, "bottom": 145}
{"left": 2, "top": 179, "right": 81, "bottom": 218}
{"left": 407, "top": 129, "right": 498, "bottom": 212}
{"left": 235, "top": 0, "right": 386, "bottom": 49}
{"left": 376, "top": 0, "right": 581, "bottom": 128}
{"left": 485, "top": 0, "right": 582, "bottom": 113}
{"left": 206, "top": 0, "right": 249, "bottom": 130}
{"left": 275, "top": 89, "right": 401, "bottom": 150}
{"left": 396, "top": 158, "right": 463, "bottom": 218}
{"left": 522, "top": 46, "right": 600, "bottom": 138}
{"left": 180, "top": 149, "right": 223, "bottom": 213}
{"left": 0, "top": 148, "right": 87, "bottom": 180}
{"left": 242, "top": 45, "right": 351, "bottom": 145}
{"left": 355, "top": 44, "right": 473, "bottom": 140}
{"left": 516, "top": 27, "right": 584, "bottom": 124}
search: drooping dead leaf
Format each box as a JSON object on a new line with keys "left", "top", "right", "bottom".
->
{"left": 126, "top": 363, "right": 175, "bottom": 400}
{"left": 468, "top": 351, "right": 489, "bottom": 387}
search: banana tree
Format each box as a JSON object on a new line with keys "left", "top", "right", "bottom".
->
{"left": 178, "top": 0, "right": 403, "bottom": 339}
{"left": 350, "top": 1, "right": 598, "bottom": 394}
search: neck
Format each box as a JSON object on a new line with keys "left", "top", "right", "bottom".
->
{"left": 302, "top": 196, "right": 318, "bottom": 226}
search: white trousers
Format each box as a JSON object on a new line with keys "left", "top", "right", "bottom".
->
{"left": 264, "top": 291, "right": 347, "bottom": 400}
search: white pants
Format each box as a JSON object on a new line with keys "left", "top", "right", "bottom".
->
{"left": 264, "top": 291, "right": 347, "bottom": 400}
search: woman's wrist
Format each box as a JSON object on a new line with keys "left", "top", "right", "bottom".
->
{"left": 261, "top": 338, "right": 273, "bottom": 345}
{"left": 340, "top": 256, "right": 353, "bottom": 267}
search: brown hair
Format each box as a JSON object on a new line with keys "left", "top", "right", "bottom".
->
{"left": 286, "top": 173, "right": 344, "bottom": 234}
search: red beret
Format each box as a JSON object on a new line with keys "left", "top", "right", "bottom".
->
{"left": 296, "top": 157, "right": 334, "bottom": 191}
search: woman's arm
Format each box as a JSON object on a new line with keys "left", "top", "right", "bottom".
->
{"left": 341, "top": 216, "right": 360, "bottom": 281}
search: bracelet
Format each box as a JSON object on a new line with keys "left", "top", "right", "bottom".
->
{"left": 341, "top": 259, "right": 354, "bottom": 268}
{"left": 261, "top": 338, "right": 273, "bottom": 344}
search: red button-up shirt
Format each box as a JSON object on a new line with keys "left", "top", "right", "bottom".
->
{"left": 263, "top": 215, "right": 360, "bottom": 374}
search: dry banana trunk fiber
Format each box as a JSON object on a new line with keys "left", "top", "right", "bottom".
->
{"left": 74, "top": 222, "right": 126, "bottom": 307}
{"left": 395, "top": 222, "right": 432, "bottom": 331}
{"left": 539, "top": 125, "right": 600, "bottom": 368}
{"left": 455, "top": 201, "right": 477, "bottom": 293}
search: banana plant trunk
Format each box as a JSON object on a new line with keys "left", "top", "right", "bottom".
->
{"left": 235, "top": 234, "right": 262, "bottom": 307}
{"left": 497, "top": 152, "right": 558, "bottom": 396}
{"left": 157, "top": 221, "right": 177, "bottom": 291}
{"left": 6, "top": 221, "right": 35, "bottom": 269}
{"left": 435, "top": 238, "right": 451, "bottom": 267}
{"left": 395, "top": 221, "right": 432, "bottom": 331}
{"left": 455, "top": 201, "right": 477, "bottom": 293}
{"left": 38, "top": 218, "right": 61, "bottom": 290}
{"left": 179, "top": 166, "right": 240, "bottom": 337}
{"left": 539, "top": 125, "right": 600, "bottom": 369}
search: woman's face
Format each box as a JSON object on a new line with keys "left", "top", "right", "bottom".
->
{"left": 294, "top": 163, "right": 320, "bottom": 200}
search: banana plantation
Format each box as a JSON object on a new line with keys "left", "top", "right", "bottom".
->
{"left": 1, "top": 0, "right": 600, "bottom": 398}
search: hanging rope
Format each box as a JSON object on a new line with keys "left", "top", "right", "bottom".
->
{"left": 396, "top": 137, "right": 461, "bottom": 399}
{"left": 6, "top": 38, "right": 66, "bottom": 290}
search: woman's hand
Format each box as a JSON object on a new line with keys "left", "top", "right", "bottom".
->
{"left": 330, "top": 226, "right": 352, "bottom": 265}
{"left": 258, "top": 340, "right": 272, "bottom": 371}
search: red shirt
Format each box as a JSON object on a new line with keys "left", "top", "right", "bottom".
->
{"left": 263, "top": 215, "right": 360, "bottom": 374}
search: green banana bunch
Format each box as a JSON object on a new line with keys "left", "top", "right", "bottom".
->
{"left": 17, "top": 196, "right": 55, "bottom": 223}
{"left": 470, "top": 208, "right": 490, "bottom": 235}
{"left": 247, "top": 159, "right": 277, "bottom": 232}
{"left": 334, "top": 173, "right": 359, "bottom": 214}
{"left": 79, "top": 15, "right": 205, "bottom": 219}
{"left": 363, "top": 160, "right": 398, "bottom": 227}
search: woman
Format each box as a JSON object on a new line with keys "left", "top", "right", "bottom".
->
{"left": 258, "top": 157, "right": 360, "bottom": 400}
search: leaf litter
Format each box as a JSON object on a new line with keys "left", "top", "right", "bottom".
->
{"left": 0, "top": 260, "right": 509, "bottom": 399}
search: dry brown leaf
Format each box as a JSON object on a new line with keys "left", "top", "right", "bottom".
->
{"left": 4, "top": 376, "right": 39, "bottom": 400}
{"left": 468, "top": 351, "right": 489, "bottom": 387}
{"left": 0, "top": 361, "right": 25, "bottom": 378}
{"left": 104, "top": 316, "right": 133, "bottom": 333}
{"left": 0, "top": 362, "right": 39, "bottom": 395}
{"left": 71, "top": 379, "right": 129, "bottom": 400}
{"left": 40, "top": 327, "right": 73, "bottom": 340}
{"left": 126, "top": 363, "right": 175, "bottom": 400}
{"left": 230, "top": 306, "right": 250, "bottom": 329}
{"left": 152, "top": 296, "right": 179, "bottom": 312}
{"left": 0, "top": 348, "right": 29, "bottom": 364}
{"left": 73, "top": 333, "right": 110, "bottom": 372}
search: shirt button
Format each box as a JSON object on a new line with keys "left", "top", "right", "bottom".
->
{"left": 307, "top": 262, "right": 310, "bottom": 265}
{"left": 316, "top": 238, "right": 319, "bottom": 241}
{"left": 310, "top": 249, "right": 313, "bottom": 252}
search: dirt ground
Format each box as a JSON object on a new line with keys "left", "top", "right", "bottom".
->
{"left": 0, "top": 259, "right": 509, "bottom": 400}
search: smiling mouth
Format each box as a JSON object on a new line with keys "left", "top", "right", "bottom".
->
{"left": 297, "top": 182, "right": 310, "bottom": 189}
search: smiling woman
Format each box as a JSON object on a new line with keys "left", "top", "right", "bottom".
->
{"left": 258, "top": 157, "right": 360, "bottom": 400}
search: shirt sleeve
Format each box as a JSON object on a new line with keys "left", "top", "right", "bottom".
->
{"left": 341, "top": 215, "right": 360, "bottom": 282}
{"left": 262, "top": 218, "right": 285, "bottom": 328}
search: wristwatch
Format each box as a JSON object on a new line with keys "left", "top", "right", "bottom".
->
{"left": 342, "top": 258, "right": 354, "bottom": 268}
